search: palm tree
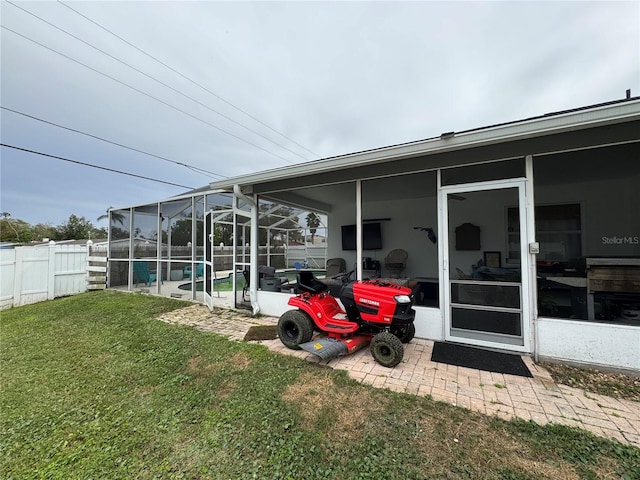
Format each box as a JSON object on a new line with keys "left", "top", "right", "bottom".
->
{"left": 97, "top": 207, "right": 125, "bottom": 226}
{"left": 305, "top": 212, "right": 320, "bottom": 244}
{"left": 1, "top": 212, "right": 20, "bottom": 240}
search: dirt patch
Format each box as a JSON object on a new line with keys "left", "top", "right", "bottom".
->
{"left": 540, "top": 362, "right": 640, "bottom": 402}
{"left": 186, "top": 352, "right": 251, "bottom": 374}
{"left": 215, "top": 378, "right": 238, "bottom": 399}
{"left": 282, "top": 371, "right": 383, "bottom": 440}
{"left": 184, "top": 355, "right": 240, "bottom": 398}
{"left": 133, "top": 385, "right": 156, "bottom": 397}
{"left": 186, "top": 355, "right": 203, "bottom": 372}
{"left": 186, "top": 355, "right": 220, "bottom": 376}
{"left": 243, "top": 325, "right": 278, "bottom": 341}
{"left": 229, "top": 351, "right": 252, "bottom": 369}
{"left": 416, "top": 416, "right": 582, "bottom": 479}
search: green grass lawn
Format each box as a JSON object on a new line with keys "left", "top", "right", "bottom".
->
{"left": 1, "top": 291, "right": 638, "bottom": 479}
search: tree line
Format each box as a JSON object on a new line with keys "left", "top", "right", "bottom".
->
{"left": 0, "top": 212, "right": 107, "bottom": 244}
{"left": 1, "top": 208, "right": 322, "bottom": 246}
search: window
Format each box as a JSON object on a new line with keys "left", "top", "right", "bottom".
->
{"left": 507, "top": 203, "right": 582, "bottom": 264}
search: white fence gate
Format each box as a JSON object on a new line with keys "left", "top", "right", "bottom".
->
{"left": 0, "top": 242, "right": 105, "bottom": 310}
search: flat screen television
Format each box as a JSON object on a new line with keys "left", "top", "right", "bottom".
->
{"left": 341, "top": 223, "right": 382, "bottom": 250}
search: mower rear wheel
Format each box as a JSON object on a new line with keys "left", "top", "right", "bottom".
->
{"left": 277, "top": 310, "right": 314, "bottom": 350}
{"left": 370, "top": 331, "right": 404, "bottom": 367}
{"left": 392, "top": 323, "right": 415, "bottom": 344}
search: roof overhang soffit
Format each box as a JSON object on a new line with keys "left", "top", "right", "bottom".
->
{"left": 261, "top": 191, "right": 332, "bottom": 214}
{"left": 248, "top": 119, "right": 640, "bottom": 195}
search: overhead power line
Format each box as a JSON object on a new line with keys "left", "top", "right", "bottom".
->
{"left": 57, "top": 0, "right": 321, "bottom": 159}
{"left": 1, "top": 25, "right": 297, "bottom": 166}
{"left": 1, "top": 106, "right": 228, "bottom": 180}
{"left": 1, "top": 143, "right": 194, "bottom": 189}
{"left": 8, "top": 1, "right": 312, "bottom": 163}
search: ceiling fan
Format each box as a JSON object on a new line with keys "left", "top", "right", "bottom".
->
{"left": 449, "top": 194, "right": 467, "bottom": 201}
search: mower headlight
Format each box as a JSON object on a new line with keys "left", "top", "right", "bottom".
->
{"left": 394, "top": 294, "right": 412, "bottom": 304}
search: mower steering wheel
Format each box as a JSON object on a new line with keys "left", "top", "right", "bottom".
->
{"left": 332, "top": 270, "right": 355, "bottom": 283}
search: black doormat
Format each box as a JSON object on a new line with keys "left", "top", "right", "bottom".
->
{"left": 431, "top": 342, "right": 532, "bottom": 378}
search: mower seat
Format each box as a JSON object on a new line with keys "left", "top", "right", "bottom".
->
{"left": 297, "top": 271, "right": 328, "bottom": 294}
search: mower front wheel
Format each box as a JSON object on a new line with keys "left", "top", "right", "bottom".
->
{"left": 277, "top": 310, "right": 314, "bottom": 350}
{"left": 370, "top": 331, "right": 404, "bottom": 368}
{"left": 392, "top": 322, "right": 415, "bottom": 344}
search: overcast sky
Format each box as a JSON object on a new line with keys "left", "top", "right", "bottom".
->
{"left": 1, "top": 1, "right": 638, "bottom": 228}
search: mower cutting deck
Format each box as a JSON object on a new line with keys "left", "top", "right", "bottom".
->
{"left": 297, "top": 335, "right": 372, "bottom": 360}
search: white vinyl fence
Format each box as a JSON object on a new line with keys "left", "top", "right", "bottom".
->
{"left": 284, "top": 245, "right": 327, "bottom": 269}
{"left": 0, "top": 242, "right": 107, "bottom": 310}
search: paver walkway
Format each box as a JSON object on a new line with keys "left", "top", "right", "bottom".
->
{"left": 157, "top": 304, "right": 640, "bottom": 448}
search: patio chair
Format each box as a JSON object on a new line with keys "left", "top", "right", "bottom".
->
{"left": 133, "top": 260, "right": 161, "bottom": 287}
{"left": 384, "top": 249, "right": 408, "bottom": 278}
{"left": 323, "top": 257, "right": 347, "bottom": 296}
{"left": 242, "top": 265, "right": 283, "bottom": 300}
{"left": 325, "top": 257, "right": 346, "bottom": 278}
{"left": 183, "top": 258, "right": 204, "bottom": 280}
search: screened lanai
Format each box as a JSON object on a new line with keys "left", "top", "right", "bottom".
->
{"left": 106, "top": 97, "right": 639, "bottom": 372}
{"left": 107, "top": 188, "right": 327, "bottom": 309}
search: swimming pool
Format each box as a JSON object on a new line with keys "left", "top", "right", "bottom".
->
{"left": 177, "top": 269, "right": 325, "bottom": 292}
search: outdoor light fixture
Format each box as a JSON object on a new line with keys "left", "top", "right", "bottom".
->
{"left": 440, "top": 131, "right": 455, "bottom": 140}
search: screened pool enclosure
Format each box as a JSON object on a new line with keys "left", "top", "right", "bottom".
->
{"left": 107, "top": 189, "right": 327, "bottom": 308}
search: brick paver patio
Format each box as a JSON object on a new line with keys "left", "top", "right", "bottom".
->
{"left": 157, "top": 304, "right": 640, "bottom": 448}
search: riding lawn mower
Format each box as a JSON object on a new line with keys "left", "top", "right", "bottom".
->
{"left": 277, "top": 271, "right": 416, "bottom": 367}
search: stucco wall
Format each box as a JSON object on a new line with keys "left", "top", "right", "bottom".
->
{"left": 413, "top": 306, "right": 444, "bottom": 340}
{"left": 537, "top": 317, "right": 640, "bottom": 372}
